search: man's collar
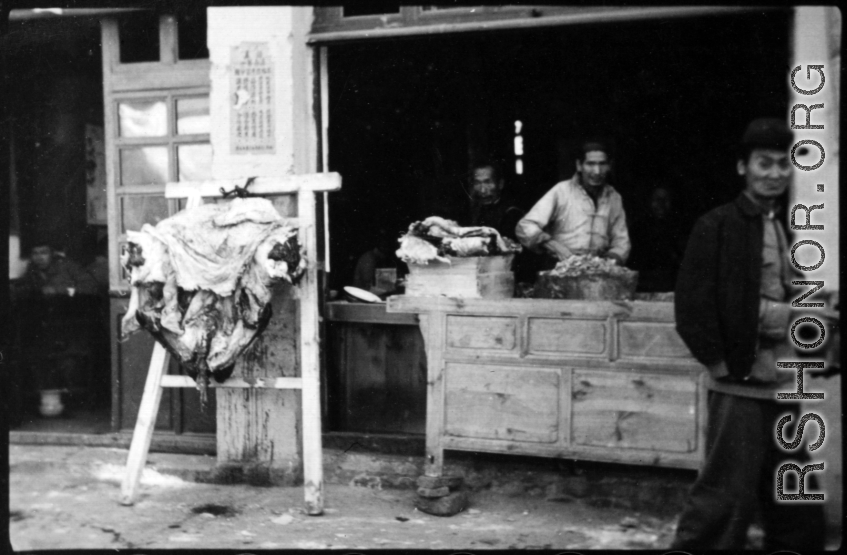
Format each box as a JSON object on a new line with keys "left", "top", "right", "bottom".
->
{"left": 737, "top": 191, "right": 779, "bottom": 218}
{"left": 573, "top": 172, "right": 608, "bottom": 198}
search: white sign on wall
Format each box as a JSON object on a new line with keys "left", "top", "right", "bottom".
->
{"left": 230, "top": 42, "right": 276, "bottom": 155}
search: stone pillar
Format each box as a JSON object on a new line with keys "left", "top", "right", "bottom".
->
{"left": 207, "top": 7, "right": 318, "bottom": 480}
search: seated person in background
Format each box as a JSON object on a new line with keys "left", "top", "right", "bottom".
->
{"left": 353, "top": 227, "right": 400, "bottom": 294}
{"left": 516, "top": 140, "right": 630, "bottom": 270}
{"left": 468, "top": 160, "right": 524, "bottom": 240}
{"left": 14, "top": 238, "right": 98, "bottom": 301}
{"left": 627, "top": 186, "right": 688, "bottom": 292}
{"left": 13, "top": 238, "right": 99, "bottom": 401}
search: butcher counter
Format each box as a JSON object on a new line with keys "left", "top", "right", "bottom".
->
{"left": 386, "top": 296, "right": 708, "bottom": 475}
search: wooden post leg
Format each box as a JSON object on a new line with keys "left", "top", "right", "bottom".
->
{"left": 302, "top": 368, "right": 323, "bottom": 515}
{"left": 299, "top": 191, "right": 323, "bottom": 516}
{"left": 120, "top": 342, "right": 170, "bottom": 505}
{"left": 419, "top": 314, "right": 445, "bottom": 477}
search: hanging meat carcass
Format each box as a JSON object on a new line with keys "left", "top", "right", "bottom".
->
{"left": 120, "top": 197, "right": 306, "bottom": 402}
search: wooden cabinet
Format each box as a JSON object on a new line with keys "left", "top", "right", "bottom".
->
{"left": 388, "top": 296, "right": 708, "bottom": 473}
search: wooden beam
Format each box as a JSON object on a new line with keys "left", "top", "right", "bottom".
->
{"left": 160, "top": 375, "right": 303, "bottom": 389}
{"left": 308, "top": 6, "right": 773, "bottom": 44}
{"left": 299, "top": 190, "right": 324, "bottom": 515}
{"left": 110, "top": 61, "right": 211, "bottom": 92}
{"left": 120, "top": 342, "right": 170, "bottom": 505}
{"left": 165, "top": 173, "right": 342, "bottom": 199}
{"left": 319, "top": 46, "right": 331, "bottom": 272}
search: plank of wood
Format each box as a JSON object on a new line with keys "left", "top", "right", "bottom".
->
{"left": 388, "top": 296, "right": 676, "bottom": 321}
{"left": 111, "top": 61, "right": 211, "bottom": 92}
{"left": 420, "top": 313, "right": 447, "bottom": 476}
{"left": 217, "top": 286, "right": 301, "bottom": 465}
{"left": 527, "top": 317, "right": 607, "bottom": 355}
{"left": 160, "top": 375, "right": 303, "bottom": 389}
{"left": 165, "top": 173, "right": 341, "bottom": 199}
{"left": 570, "top": 370, "right": 699, "bottom": 453}
{"left": 560, "top": 367, "right": 573, "bottom": 445}
{"left": 384, "top": 325, "right": 428, "bottom": 434}
{"left": 298, "top": 190, "right": 323, "bottom": 515}
{"left": 439, "top": 436, "right": 702, "bottom": 470}
{"left": 120, "top": 342, "right": 170, "bottom": 505}
{"left": 405, "top": 271, "right": 513, "bottom": 299}
{"left": 444, "top": 362, "right": 560, "bottom": 443}
{"left": 445, "top": 315, "right": 518, "bottom": 351}
{"left": 407, "top": 255, "right": 514, "bottom": 274}
{"left": 325, "top": 301, "right": 418, "bottom": 325}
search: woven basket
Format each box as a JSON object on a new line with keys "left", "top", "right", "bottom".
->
{"left": 533, "top": 271, "right": 639, "bottom": 300}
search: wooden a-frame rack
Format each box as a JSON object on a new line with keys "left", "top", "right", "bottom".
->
{"left": 120, "top": 173, "right": 340, "bottom": 516}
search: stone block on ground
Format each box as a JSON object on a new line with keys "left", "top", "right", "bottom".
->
{"left": 417, "top": 486, "right": 450, "bottom": 498}
{"left": 415, "top": 490, "right": 469, "bottom": 517}
{"left": 416, "top": 474, "right": 463, "bottom": 490}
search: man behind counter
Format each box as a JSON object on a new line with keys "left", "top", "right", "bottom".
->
{"left": 468, "top": 160, "right": 524, "bottom": 240}
{"left": 516, "top": 141, "right": 630, "bottom": 269}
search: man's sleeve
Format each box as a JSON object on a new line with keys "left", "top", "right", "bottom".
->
{"left": 674, "top": 215, "right": 725, "bottom": 367}
{"left": 501, "top": 206, "right": 525, "bottom": 241}
{"left": 607, "top": 195, "right": 631, "bottom": 262}
{"left": 516, "top": 187, "right": 558, "bottom": 251}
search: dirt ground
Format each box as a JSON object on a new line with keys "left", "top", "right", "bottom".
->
{"left": 9, "top": 445, "right": 679, "bottom": 551}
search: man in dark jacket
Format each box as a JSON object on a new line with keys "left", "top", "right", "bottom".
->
{"left": 468, "top": 160, "right": 524, "bottom": 240}
{"left": 671, "top": 118, "right": 826, "bottom": 550}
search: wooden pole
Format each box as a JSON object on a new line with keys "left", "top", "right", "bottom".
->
{"left": 320, "top": 46, "right": 331, "bottom": 273}
{"left": 298, "top": 190, "right": 324, "bottom": 515}
{"left": 120, "top": 342, "right": 170, "bottom": 505}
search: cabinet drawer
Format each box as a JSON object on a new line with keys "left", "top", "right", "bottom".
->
{"left": 618, "top": 321, "right": 692, "bottom": 359}
{"left": 446, "top": 315, "right": 518, "bottom": 352}
{"left": 527, "top": 317, "right": 607, "bottom": 356}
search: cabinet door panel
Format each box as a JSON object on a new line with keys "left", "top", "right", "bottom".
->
{"left": 571, "top": 370, "right": 698, "bottom": 453}
{"left": 445, "top": 363, "right": 559, "bottom": 443}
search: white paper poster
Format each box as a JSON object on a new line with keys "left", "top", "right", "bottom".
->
{"left": 230, "top": 42, "right": 275, "bottom": 154}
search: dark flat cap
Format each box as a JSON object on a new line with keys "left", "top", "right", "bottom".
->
{"left": 742, "top": 118, "right": 792, "bottom": 150}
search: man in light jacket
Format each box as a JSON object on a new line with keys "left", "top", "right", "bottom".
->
{"left": 515, "top": 141, "right": 630, "bottom": 268}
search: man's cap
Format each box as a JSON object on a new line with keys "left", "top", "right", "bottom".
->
{"left": 741, "top": 118, "right": 792, "bottom": 150}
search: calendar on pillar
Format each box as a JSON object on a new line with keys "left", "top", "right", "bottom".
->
{"left": 230, "top": 42, "right": 275, "bottom": 154}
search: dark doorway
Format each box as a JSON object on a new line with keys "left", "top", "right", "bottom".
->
{"left": 326, "top": 10, "right": 791, "bottom": 290}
